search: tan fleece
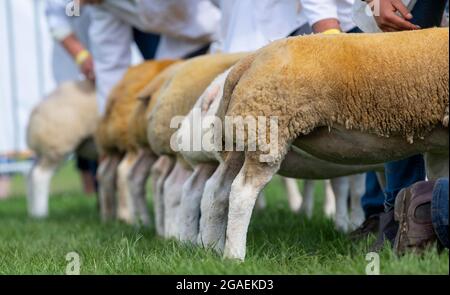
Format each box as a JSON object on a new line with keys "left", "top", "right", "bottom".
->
{"left": 95, "top": 60, "right": 177, "bottom": 155}
{"left": 148, "top": 53, "right": 249, "bottom": 156}
{"left": 220, "top": 28, "right": 449, "bottom": 163}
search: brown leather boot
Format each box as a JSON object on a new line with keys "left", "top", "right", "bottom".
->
{"left": 394, "top": 181, "right": 437, "bottom": 256}
{"left": 349, "top": 214, "right": 380, "bottom": 241}
{"left": 369, "top": 209, "right": 398, "bottom": 252}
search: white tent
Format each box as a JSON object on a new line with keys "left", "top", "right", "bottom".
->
{"left": 0, "top": 0, "right": 57, "bottom": 156}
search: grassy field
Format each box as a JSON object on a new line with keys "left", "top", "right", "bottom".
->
{"left": 0, "top": 161, "right": 448, "bottom": 275}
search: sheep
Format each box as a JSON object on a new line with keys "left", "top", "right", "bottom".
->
{"left": 145, "top": 53, "right": 313, "bottom": 240}
{"left": 211, "top": 28, "right": 448, "bottom": 260}
{"left": 146, "top": 53, "right": 249, "bottom": 239}
{"left": 119, "top": 61, "right": 184, "bottom": 229}
{"left": 174, "top": 69, "right": 384, "bottom": 246}
{"left": 95, "top": 60, "right": 177, "bottom": 222}
{"left": 27, "top": 80, "right": 98, "bottom": 218}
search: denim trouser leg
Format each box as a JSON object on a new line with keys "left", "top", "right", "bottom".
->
{"left": 410, "top": 0, "right": 448, "bottom": 28}
{"left": 132, "top": 28, "right": 160, "bottom": 60}
{"left": 432, "top": 178, "right": 449, "bottom": 249}
{"left": 361, "top": 172, "right": 385, "bottom": 218}
{"left": 384, "top": 155, "right": 426, "bottom": 211}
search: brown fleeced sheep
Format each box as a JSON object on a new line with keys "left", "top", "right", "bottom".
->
{"left": 147, "top": 53, "right": 248, "bottom": 238}
{"left": 214, "top": 28, "right": 448, "bottom": 260}
{"left": 95, "top": 60, "right": 177, "bottom": 222}
{"left": 175, "top": 69, "right": 383, "bottom": 247}
{"left": 220, "top": 28, "right": 449, "bottom": 163}
{"left": 27, "top": 80, "right": 97, "bottom": 218}
{"left": 117, "top": 61, "right": 184, "bottom": 228}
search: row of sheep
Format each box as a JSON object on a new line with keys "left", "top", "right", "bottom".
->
{"left": 27, "top": 28, "right": 448, "bottom": 261}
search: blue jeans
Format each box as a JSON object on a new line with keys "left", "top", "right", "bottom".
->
{"left": 410, "top": 0, "right": 448, "bottom": 27}
{"left": 361, "top": 172, "right": 385, "bottom": 218}
{"left": 384, "top": 155, "right": 426, "bottom": 211}
{"left": 432, "top": 178, "right": 449, "bottom": 249}
{"left": 132, "top": 28, "right": 160, "bottom": 60}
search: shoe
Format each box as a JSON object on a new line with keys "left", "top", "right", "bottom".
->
{"left": 369, "top": 210, "right": 398, "bottom": 252}
{"left": 349, "top": 214, "right": 380, "bottom": 240}
{"left": 394, "top": 181, "right": 437, "bottom": 256}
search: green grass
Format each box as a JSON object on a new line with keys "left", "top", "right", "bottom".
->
{"left": 0, "top": 162, "right": 448, "bottom": 274}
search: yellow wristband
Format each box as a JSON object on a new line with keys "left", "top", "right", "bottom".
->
{"left": 322, "top": 29, "right": 342, "bottom": 35}
{"left": 75, "top": 50, "right": 90, "bottom": 65}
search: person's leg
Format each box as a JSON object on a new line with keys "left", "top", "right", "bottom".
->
{"left": 432, "top": 178, "right": 449, "bottom": 249}
{"left": 369, "top": 155, "right": 426, "bottom": 251}
{"left": 132, "top": 28, "right": 160, "bottom": 60}
{"left": 362, "top": 172, "right": 385, "bottom": 218}
{"left": 76, "top": 156, "right": 97, "bottom": 195}
{"left": 410, "top": 0, "right": 448, "bottom": 28}
{"left": 350, "top": 172, "right": 385, "bottom": 239}
{"left": 384, "top": 155, "right": 426, "bottom": 211}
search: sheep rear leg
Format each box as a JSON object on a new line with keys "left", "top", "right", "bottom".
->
{"left": 128, "top": 149, "right": 157, "bottom": 227}
{"left": 179, "top": 163, "right": 217, "bottom": 243}
{"left": 299, "top": 180, "right": 315, "bottom": 219}
{"left": 97, "top": 155, "right": 121, "bottom": 222}
{"left": 349, "top": 174, "right": 366, "bottom": 231}
{"left": 331, "top": 176, "right": 351, "bottom": 233}
{"left": 151, "top": 156, "right": 174, "bottom": 236}
{"left": 163, "top": 160, "right": 193, "bottom": 239}
{"left": 323, "top": 179, "right": 336, "bottom": 218}
{"left": 198, "top": 152, "right": 244, "bottom": 252}
{"left": 224, "top": 157, "right": 280, "bottom": 260}
{"left": 27, "top": 158, "right": 59, "bottom": 218}
{"left": 117, "top": 153, "right": 137, "bottom": 224}
{"left": 283, "top": 177, "right": 302, "bottom": 213}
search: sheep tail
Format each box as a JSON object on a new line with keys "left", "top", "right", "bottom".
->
{"left": 216, "top": 53, "right": 257, "bottom": 123}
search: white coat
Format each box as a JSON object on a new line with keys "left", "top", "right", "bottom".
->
{"left": 45, "top": 0, "right": 91, "bottom": 84}
{"left": 301, "top": 0, "right": 356, "bottom": 32}
{"left": 88, "top": 0, "right": 220, "bottom": 113}
{"left": 213, "top": 0, "right": 308, "bottom": 53}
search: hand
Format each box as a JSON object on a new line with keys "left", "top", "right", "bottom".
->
{"left": 367, "top": 0, "right": 420, "bottom": 31}
{"left": 80, "top": 55, "right": 95, "bottom": 81}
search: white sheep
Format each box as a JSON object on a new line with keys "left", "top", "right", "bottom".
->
{"left": 26, "top": 80, "right": 98, "bottom": 218}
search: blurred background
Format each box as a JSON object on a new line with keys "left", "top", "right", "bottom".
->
{"left": 0, "top": 0, "right": 142, "bottom": 198}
